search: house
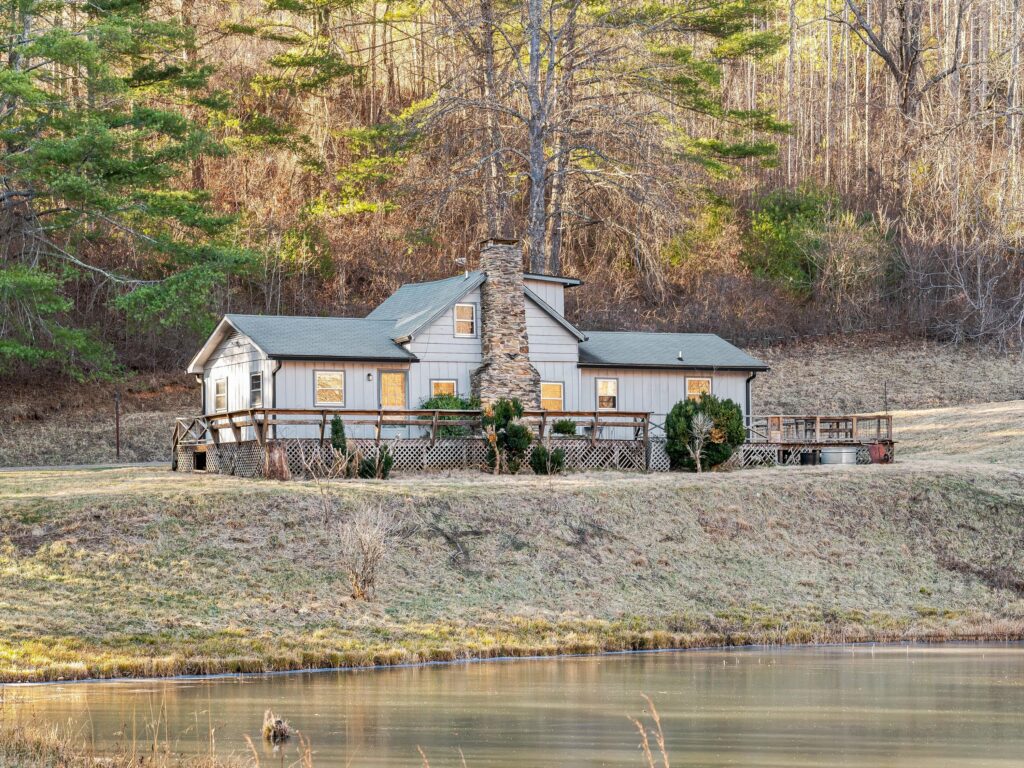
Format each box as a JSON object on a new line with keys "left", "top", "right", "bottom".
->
{"left": 186, "top": 239, "right": 768, "bottom": 442}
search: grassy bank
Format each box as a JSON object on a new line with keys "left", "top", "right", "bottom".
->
{"left": 2, "top": 402, "right": 1024, "bottom": 682}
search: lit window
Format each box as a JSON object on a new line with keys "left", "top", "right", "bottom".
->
{"left": 687, "top": 377, "right": 712, "bottom": 401}
{"left": 596, "top": 378, "right": 618, "bottom": 410}
{"left": 540, "top": 382, "right": 564, "bottom": 411}
{"left": 250, "top": 372, "right": 263, "bottom": 408}
{"left": 380, "top": 371, "right": 406, "bottom": 409}
{"left": 431, "top": 380, "right": 457, "bottom": 397}
{"left": 214, "top": 378, "right": 227, "bottom": 412}
{"left": 454, "top": 303, "right": 476, "bottom": 337}
{"left": 315, "top": 371, "right": 345, "bottom": 406}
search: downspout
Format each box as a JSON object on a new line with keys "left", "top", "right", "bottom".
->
{"left": 271, "top": 359, "right": 282, "bottom": 439}
{"left": 745, "top": 372, "right": 758, "bottom": 438}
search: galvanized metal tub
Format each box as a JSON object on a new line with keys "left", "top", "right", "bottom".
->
{"left": 819, "top": 446, "right": 858, "bottom": 465}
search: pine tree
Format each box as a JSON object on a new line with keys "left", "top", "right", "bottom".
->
{"left": 0, "top": 0, "right": 238, "bottom": 377}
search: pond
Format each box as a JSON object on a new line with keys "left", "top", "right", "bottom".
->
{"left": 6, "top": 644, "right": 1024, "bottom": 767}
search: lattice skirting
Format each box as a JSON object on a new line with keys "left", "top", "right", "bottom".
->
{"left": 730, "top": 444, "right": 876, "bottom": 468}
{"left": 174, "top": 436, "right": 667, "bottom": 477}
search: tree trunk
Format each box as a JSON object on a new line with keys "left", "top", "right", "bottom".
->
{"left": 479, "top": 0, "right": 509, "bottom": 237}
{"left": 525, "top": 0, "right": 548, "bottom": 273}
{"left": 544, "top": 7, "right": 578, "bottom": 275}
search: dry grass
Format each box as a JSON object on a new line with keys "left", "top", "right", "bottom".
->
{"left": 0, "top": 373, "right": 195, "bottom": 467}
{"left": 2, "top": 402, "right": 1024, "bottom": 682}
{"left": 754, "top": 335, "right": 1024, "bottom": 414}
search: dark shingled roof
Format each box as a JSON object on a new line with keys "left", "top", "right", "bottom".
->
{"left": 578, "top": 331, "right": 767, "bottom": 370}
{"left": 225, "top": 314, "right": 415, "bottom": 361}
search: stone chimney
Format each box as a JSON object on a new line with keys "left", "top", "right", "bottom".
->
{"left": 471, "top": 239, "right": 541, "bottom": 408}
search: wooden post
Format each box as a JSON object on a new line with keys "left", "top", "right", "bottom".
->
{"left": 814, "top": 416, "right": 821, "bottom": 443}
{"left": 253, "top": 410, "right": 265, "bottom": 446}
{"left": 114, "top": 388, "right": 122, "bottom": 459}
{"left": 851, "top": 415, "right": 858, "bottom": 442}
{"left": 539, "top": 412, "right": 547, "bottom": 440}
{"left": 642, "top": 414, "right": 651, "bottom": 472}
{"left": 319, "top": 411, "right": 327, "bottom": 448}
{"left": 591, "top": 410, "right": 599, "bottom": 447}
{"left": 375, "top": 410, "right": 383, "bottom": 446}
{"left": 430, "top": 410, "right": 439, "bottom": 447}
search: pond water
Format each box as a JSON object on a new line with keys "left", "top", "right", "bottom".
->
{"left": 6, "top": 644, "right": 1024, "bottom": 767}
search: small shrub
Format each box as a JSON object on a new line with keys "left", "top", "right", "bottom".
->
{"left": 330, "top": 415, "right": 347, "bottom": 453}
{"left": 552, "top": 418, "right": 577, "bottom": 436}
{"left": 358, "top": 446, "right": 394, "bottom": 479}
{"left": 419, "top": 393, "right": 480, "bottom": 437}
{"left": 483, "top": 398, "right": 533, "bottom": 474}
{"left": 530, "top": 444, "right": 566, "bottom": 475}
{"left": 337, "top": 505, "right": 399, "bottom": 600}
{"left": 665, "top": 394, "right": 745, "bottom": 471}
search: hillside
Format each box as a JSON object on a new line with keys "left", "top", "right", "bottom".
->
{"left": 2, "top": 400, "right": 1023, "bottom": 682}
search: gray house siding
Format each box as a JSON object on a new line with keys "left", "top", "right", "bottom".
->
{"left": 523, "top": 277, "right": 564, "bottom": 316}
{"left": 273, "top": 359, "right": 413, "bottom": 438}
{"left": 524, "top": 300, "right": 578, "bottom": 363}
{"left": 203, "top": 331, "right": 269, "bottom": 443}
{"left": 579, "top": 368, "right": 751, "bottom": 437}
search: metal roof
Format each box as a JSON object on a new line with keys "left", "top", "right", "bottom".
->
{"left": 578, "top": 331, "right": 768, "bottom": 370}
{"left": 225, "top": 314, "right": 416, "bottom": 361}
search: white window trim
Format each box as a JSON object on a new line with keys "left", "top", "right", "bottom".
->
{"left": 314, "top": 370, "right": 346, "bottom": 407}
{"left": 213, "top": 377, "right": 228, "bottom": 413}
{"left": 431, "top": 379, "right": 458, "bottom": 398}
{"left": 686, "top": 376, "right": 713, "bottom": 401}
{"left": 249, "top": 372, "right": 263, "bottom": 408}
{"left": 453, "top": 303, "right": 477, "bottom": 338}
{"left": 540, "top": 381, "right": 564, "bottom": 411}
{"left": 596, "top": 377, "right": 618, "bottom": 411}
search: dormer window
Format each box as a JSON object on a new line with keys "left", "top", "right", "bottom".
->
{"left": 454, "top": 303, "right": 476, "bottom": 337}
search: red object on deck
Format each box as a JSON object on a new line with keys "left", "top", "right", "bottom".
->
{"left": 868, "top": 443, "right": 890, "bottom": 463}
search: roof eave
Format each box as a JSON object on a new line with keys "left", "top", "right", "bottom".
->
{"left": 577, "top": 362, "right": 770, "bottom": 372}
{"left": 524, "top": 273, "right": 583, "bottom": 287}
{"left": 269, "top": 352, "right": 419, "bottom": 363}
{"left": 187, "top": 316, "right": 270, "bottom": 375}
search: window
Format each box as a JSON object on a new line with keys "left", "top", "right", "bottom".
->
{"left": 596, "top": 378, "right": 618, "bottom": 410}
{"left": 431, "top": 380, "right": 457, "bottom": 398}
{"left": 454, "top": 303, "right": 476, "bottom": 337}
{"left": 686, "top": 377, "right": 712, "bottom": 401}
{"left": 213, "top": 378, "right": 227, "bottom": 412}
{"left": 250, "top": 372, "right": 263, "bottom": 408}
{"left": 540, "top": 382, "right": 564, "bottom": 411}
{"left": 315, "top": 371, "right": 345, "bottom": 406}
{"left": 379, "top": 371, "right": 407, "bottom": 409}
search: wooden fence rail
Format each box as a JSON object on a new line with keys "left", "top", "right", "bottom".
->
{"left": 173, "top": 408, "right": 653, "bottom": 454}
{"left": 746, "top": 414, "right": 893, "bottom": 445}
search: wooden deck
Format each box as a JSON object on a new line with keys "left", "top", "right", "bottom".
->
{"left": 173, "top": 407, "right": 652, "bottom": 447}
{"left": 747, "top": 414, "right": 893, "bottom": 446}
{"left": 171, "top": 408, "right": 895, "bottom": 475}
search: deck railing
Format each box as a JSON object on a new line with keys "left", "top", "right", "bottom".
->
{"left": 746, "top": 414, "right": 893, "bottom": 445}
{"left": 173, "top": 407, "right": 653, "bottom": 452}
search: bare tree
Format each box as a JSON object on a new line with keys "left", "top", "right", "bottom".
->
{"left": 337, "top": 505, "right": 400, "bottom": 600}
{"left": 687, "top": 412, "right": 716, "bottom": 474}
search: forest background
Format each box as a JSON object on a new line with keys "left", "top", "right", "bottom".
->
{"left": 2, "top": 0, "right": 1022, "bottom": 380}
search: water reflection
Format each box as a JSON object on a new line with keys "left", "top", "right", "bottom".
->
{"left": 8, "top": 645, "right": 1024, "bottom": 767}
